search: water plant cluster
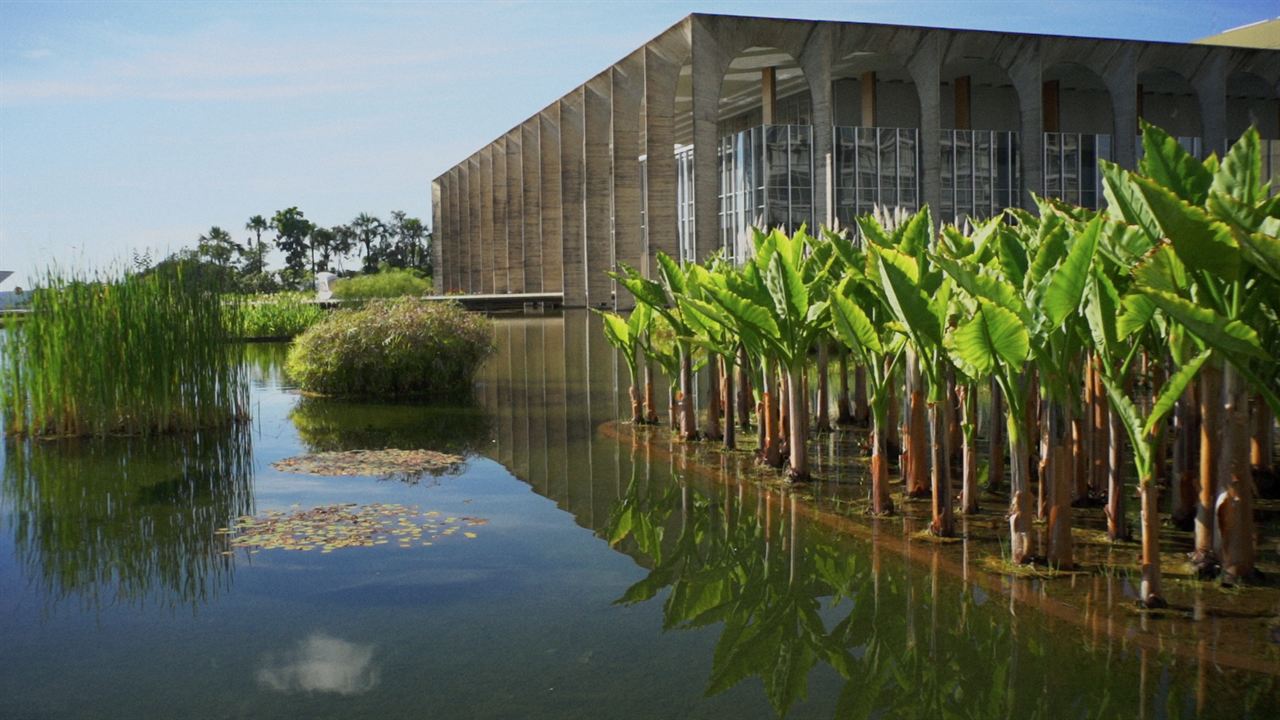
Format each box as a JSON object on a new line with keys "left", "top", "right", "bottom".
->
{"left": 602, "top": 123, "right": 1278, "bottom": 608}
{"left": 331, "top": 268, "right": 433, "bottom": 300}
{"left": 236, "top": 291, "right": 326, "bottom": 339}
{"left": 2, "top": 265, "right": 249, "bottom": 437}
{"left": 286, "top": 299, "right": 494, "bottom": 400}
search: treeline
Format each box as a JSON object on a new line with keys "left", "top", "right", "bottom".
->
{"left": 136, "top": 209, "right": 432, "bottom": 293}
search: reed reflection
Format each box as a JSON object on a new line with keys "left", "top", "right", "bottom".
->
{"left": 2, "top": 426, "right": 253, "bottom": 611}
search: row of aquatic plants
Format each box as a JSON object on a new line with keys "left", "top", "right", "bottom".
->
{"left": 600, "top": 123, "right": 1278, "bottom": 608}
{"left": 1, "top": 264, "right": 249, "bottom": 437}
{"left": 235, "top": 292, "right": 326, "bottom": 339}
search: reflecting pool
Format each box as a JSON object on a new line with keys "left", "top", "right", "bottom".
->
{"left": 0, "top": 313, "right": 1276, "bottom": 719}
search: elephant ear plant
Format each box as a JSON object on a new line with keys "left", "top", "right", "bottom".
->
{"left": 596, "top": 303, "right": 654, "bottom": 424}
{"left": 1101, "top": 121, "right": 1279, "bottom": 583}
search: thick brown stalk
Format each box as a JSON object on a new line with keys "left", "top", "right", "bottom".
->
{"left": 836, "top": 351, "right": 853, "bottom": 424}
{"left": 816, "top": 344, "right": 832, "bottom": 433}
{"left": 669, "top": 386, "right": 678, "bottom": 430}
{"left": 736, "top": 346, "right": 751, "bottom": 430}
{"left": 989, "top": 377, "right": 1004, "bottom": 491}
{"left": 787, "top": 366, "right": 808, "bottom": 480}
{"left": 871, "top": 415, "right": 893, "bottom": 515}
{"left": 679, "top": 351, "right": 697, "bottom": 441}
{"left": 1009, "top": 427, "right": 1033, "bottom": 564}
{"left": 778, "top": 369, "right": 790, "bottom": 454}
{"left": 1071, "top": 415, "right": 1087, "bottom": 502}
{"left": 757, "top": 400, "right": 767, "bottom": 455}
{"left": 1082, "top": 357, "right": 1095, "bottom": 496}
{"left": 1194, "top": 364, "right": 1220, "bottom": 568}
{"left": 1106, "top": 399, "right": 1128, "bottom": 541}
{"left": 1139, "top": 477, "right": 1165, "bottom": 608}
{"left": 854, "top": 364, "right": 869, "bottom": 424}
{"left": 762, "top": 376, "right": 782, "bottom": 468}
{"left": 1217, "top": 364, "right": 1255, "bottom": 582}
{"left": 1151, "top": 360, "right": 1168, "bottom": 487}
{"left": 1046, "top": 401, "right": 1073, "bottom": 567}
{"left": 1251, "top": 394, "right": 1273, "bottom": 471}
{"left": 948, "top": 381, "right": 961, "bottom": 462}
{"left": 704, "top": 356, "right": 723, "bottom": 441}
{"left": 929, "top": 401, "right": 955, "bottom": 536}
{"left": 906, "top": 353, "right": 928, "bottom": 498}
{"left": 1038, "top": 398, "right": 1049, "bottom": 521}
{"left": 721, "top": 356, "right": 735, "bottom": 450}
{"left": 1172, "top": 381, "right": 1196, "bottom": 528}
{"left": 643, "top": 364, "right": 659, "bottom": 424}
{"left": 628, "top": 385, "right": 643, "bottom": 423}
{"left": 886, "top": 369, "right": 900, "bottom": 454}
{"left": 960, "top": 385, "right": 979, "bottom": 514}
{"left": 1092, "top": 355, "right": 1108, "bottom": 495}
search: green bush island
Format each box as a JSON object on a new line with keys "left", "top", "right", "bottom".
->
{"left": 332, "top": 268, "right": 432, "bottom": 301}
{"left": 236, "top": 292, "right": 325, "bottom": 339}
{"left": 285, "top": 299, "right": 492, "bottom": 400}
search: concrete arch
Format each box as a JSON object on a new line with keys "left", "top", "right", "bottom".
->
{"left": 1043, "top": 62, "right": 1114, "bottom": 135}
{"left": 831, "top": 45, "right": 922, "bottom": 128}
{"left": 1139, "top": 67, "right": 1203, "bottom": 138}
{"left": 1226, "top": 70, "right": 1279, "bottom": 139}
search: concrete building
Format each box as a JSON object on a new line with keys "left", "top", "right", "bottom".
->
{"left": 431, "top": 13, "right": 1280, "bottom": 307}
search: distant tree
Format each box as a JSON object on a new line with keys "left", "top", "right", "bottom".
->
{"left": 351, "top": 212, "right": 386, "bottom": 273}
{"left": 387, "top": 210, "right": 428, "bottom": 271}
{"left": 329, "top": 224, "right": 356, "bottom": 273}
{"left": 197, "top": 226, "right": 241, "bottom": 270}
{"left": 271, "top": 207, "right": 314, "bottom": 288}
{"left": 243, "top": 215, "right": 270, "bottom": 276}
{"left": 309, "top": 225, "right": 337, "bottom": 273}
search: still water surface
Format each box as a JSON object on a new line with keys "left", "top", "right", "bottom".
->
{"left": 1, "top": 314, "right": 1276, "bottom": 718}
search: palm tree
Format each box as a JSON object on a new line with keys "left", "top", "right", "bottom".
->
{"left": 244, "top": 215, "right": 269, "bottom": 276}
{"left": 351, "top": 213, "right": 385, "bottom": 273}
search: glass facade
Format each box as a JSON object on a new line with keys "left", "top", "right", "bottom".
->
{"left": 832, "top": 126, "right": 920, "bottom": 231}
{"left": 940, "top": 130, "right": 1020, "bottom": 224}
{"left": 717, "top": 125, "right": 813, "bottom": 263}
{"left": 1042, "top": 132, "right": 1112, "bottom": 209}
{"left": 676, "top": 144, "right": 696, "bottom": 263}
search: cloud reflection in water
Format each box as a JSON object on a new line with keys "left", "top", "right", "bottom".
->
{"left": 257, "top": 633, "right": 379, "bottom": 695}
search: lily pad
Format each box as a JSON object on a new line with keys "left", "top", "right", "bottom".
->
{"left": 220, "top": 503, "right": 487, "bottom": 554}
{"left": 271, "top": 449, "right": 464, "bottom": 483}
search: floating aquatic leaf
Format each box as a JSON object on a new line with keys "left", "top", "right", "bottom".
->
{"left": 270, "top": 449, "right": 464, "bottom": 483}
{"left": 222, "top": 503, "right": 486, "bottom": 555}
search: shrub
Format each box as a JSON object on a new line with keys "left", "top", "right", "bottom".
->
{"left": 285, "top": 299, "right": 492, "bottom": 400}
{"left": 237, "top": 292, "right": 325, "bottom": 339}
{"left": 2, "top": 264, "right": 248, "bottom": 437}
{"left": 332, "top": 269, "right": 432, "bottom": 301}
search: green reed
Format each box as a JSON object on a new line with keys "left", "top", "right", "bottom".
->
{"left": 1, "top": 264, "right": 249, "bottom": 437}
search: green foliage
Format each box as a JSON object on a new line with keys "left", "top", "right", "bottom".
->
{"left": 332, "top": 268, "right": 433, "bottom": 300}
{"left": 285, "top": 299, "right": 493, "bottom": 400}
{"left": 2, "top": 264, "right": 248, "bottom": 437}
{"left": 235, "top": 292, "right": 326, "bottom": 339}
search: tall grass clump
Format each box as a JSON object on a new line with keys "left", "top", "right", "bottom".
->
{"left": 286, "top": 299, "right": 492, "bottom": 400}
{"left": 2, "top": 265, "right": 249, "bottom": 437}
{"left": 235, "top": 292, "right": 325, "bottom": 340}
{"left": 332, "top": 268, "right": 432, "bottom": 301}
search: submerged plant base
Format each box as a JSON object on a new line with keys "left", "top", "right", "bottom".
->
{"left": 271, "top": 449, "right": 464, "bottom": 482}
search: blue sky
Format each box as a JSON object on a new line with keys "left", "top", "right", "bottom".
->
{"left": 1, "top": 0, "right": 1275, "bottom": 287}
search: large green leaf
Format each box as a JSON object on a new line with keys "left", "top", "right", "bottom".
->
{"left": 948, "top": 301, "right": 1029, "bottom": 377}
{"left": 830, "top": 284, "right": 883, "bottom": 356}
{"left": 1027, "top": 216, "right": 1069, "bottom": 287}
{"left": 1116, "top": 292, "right": 1156, "bottom": 340}
{"left": 1237, "top": 229, "right": 1280, "bottom": 281}
{"left": 766, "top": 250, "right": 808, "bottom": 345}
{"left": 1085, "top": 268, "right": 1121, "bottom": 359}
{"left": 1132, "top": 244, "right": 1188, "bottom": 294}
{"left": 995, "top": 225, "right": 1029, "bottom": 287}
{"left": 656, "top": 251, "right": 687, "bottom": 295}
{"left": 872, "top": 246, "right": 941, "bottom": 349}
{"left": 1139, "top": 121, "right": 1213, "bottom": 206}
{"left": 1101, "top": 160, "right": 1163, "bottom": 244}
{"left": 1132, "top": 173, "right": 1241, "bottom": 282}
{"left": 1136, "top": 287, "right": 1267, "bottom": 359}
{"left": 1211, "top": 126, "right": 1263, "bottom": 206}
{"left": 1143, "top": 350, "right": 1211, "bottom": 436}
{"left": 1043, "top": 215, "right": 1101, "bottom": 326}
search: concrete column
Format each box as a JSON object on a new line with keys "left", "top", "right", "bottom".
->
{"left": 1105, "top": 46, "right": 1139, "bottom": 170}
{"left": 560, "top": 92, "right": 587, "bottom": 307}
{"left": 457, "top": 163, "right": 471, "bottom": 292}
{"left": 612, "top": 52, "right": 644, "bottom": 310}
{"left": 522, "top": 119, "right": 543, "bottom": 292}
{"left": 909, "top": 34, "right": 943, "bottom": 226}
{"left": 861, "top": 72, "right": 877, "bottom": 126}
{"left": 492, "top": 137, "right": 510, "bottom": 292}
{"left": 1009, "top": 41, "right": 1044, "bottom": 212}
{"left": 468, "top": 155, "right": 482, "bottom": 291}
{"left": 584, "top": 74, "right": 613, "bottom": 307}
{"left": 690, "top": 19, "right": 722, "bottom": 261}
{"left": 1192, "top": 50, "right": 1229, "bottom": 157}
{"left": 540, "top": 109, "right": 564, "bottom": 294}
{"left": 447, "top": 168, "right": 460, "bottom": 291}
{"left": 761, "top": 67, "right": 777, "bottom": 124}
{"left": 480, "top": 147, "right": 495, "bottom": 293}
{"left": 431, "top": 179, "right": 443, "bottom": 287}
{"left": 800, "top": 25, "right": 833, "bottom": 232}
{"left": 644, "top": 45, "right": 680, "bottom": 277}
{"left": 505, "top": 130, "right": 525, "bottom": 293}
